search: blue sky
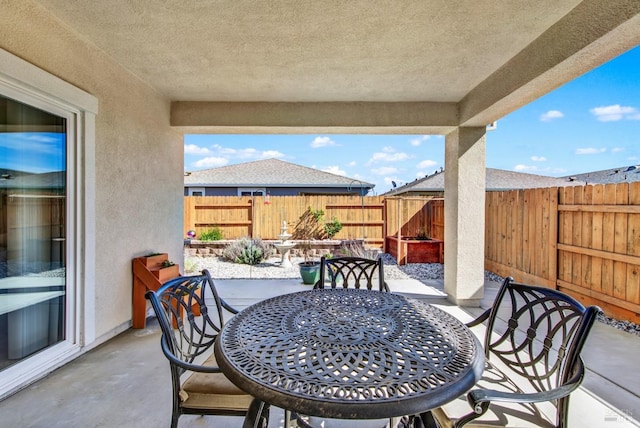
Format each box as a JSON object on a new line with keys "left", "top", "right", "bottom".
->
{"left": 185, "top": 46, "right": 640, "bottom": 195}
{"left": 0, "top": 132, "right": 66, "bottom": 173}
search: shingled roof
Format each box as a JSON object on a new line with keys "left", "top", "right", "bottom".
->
{"left": 563, "top": 165, "right": 640, "bottom": 184}
{"left": 385, "top": 168, "right": 583, "bottom": 195}
{"left": 184, "top": 158, "right": 374, "bottom": 189}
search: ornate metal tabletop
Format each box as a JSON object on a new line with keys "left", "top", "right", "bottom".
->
{"left": 214, "top": 288, "right": 484, "bottom": 420}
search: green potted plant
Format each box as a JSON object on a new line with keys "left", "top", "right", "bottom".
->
{"left": 293, "top": 207, "right": 325, "bottom": 284}
{"left": 324, "top": 217, "right": 343, "bottom": 239}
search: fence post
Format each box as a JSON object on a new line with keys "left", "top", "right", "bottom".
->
{"left": 250, "top": 197, "right": 255, "bottom": 238}
{"left": 184, "top": 197, "right": 195, "bottom": 237}
{"left": 397, "top": 198, "right": 402, "bottom": 264}
{"left": 549, "top": 187, "right": 559, "bottom": 289}
{"left": 382, "top": 198, "right": 387, "bottom": 252}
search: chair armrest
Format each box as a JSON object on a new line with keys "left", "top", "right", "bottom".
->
{"left": 453, "top": 362, "right": 584, "bottom": 428}
{"left": 160, "top": 336, "right": 223, "bottom": 374}
{"left": 467, "top": 360, "right": 584, "bottom": 413}
{"left": 220, "top": 297, "right": 239, "bottom": 314}
{"left": 465, "top": 308, "right": 491, "bottom": 328}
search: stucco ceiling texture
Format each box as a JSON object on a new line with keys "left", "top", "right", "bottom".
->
{"left": 34, "top": 1, "right": 581, "bottom": 101}
{"left": 32, "top": 0, "right": 640, "bottom": 128}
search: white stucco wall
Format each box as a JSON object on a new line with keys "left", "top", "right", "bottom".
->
{"left": 0, "top": 1, "right": 184, "bottom": 340}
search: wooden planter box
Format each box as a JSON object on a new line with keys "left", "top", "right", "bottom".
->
{"left": 140, "top": 253, "right": 168, "bottom": 268}
{"left": 152, "top": 264, "right": 180, "bottom": 282}
{"left": 385, "top": 236, "right": 443, "bottom": 265}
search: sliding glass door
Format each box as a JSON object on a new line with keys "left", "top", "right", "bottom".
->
{"left": 0, "top": 94, "right": 67, "bottom": 371}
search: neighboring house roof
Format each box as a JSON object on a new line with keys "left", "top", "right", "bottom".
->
{"left": 384, "top": 168, "right": 583, "bottom": 195}
{"left": 184, "top": 158, "right": 374, "bottom": 190}
{"left": 0, "top": 171, "right": 65, "bottom": 190}
{"left": 563, "top": 165, "right": 640, "bottom": 185}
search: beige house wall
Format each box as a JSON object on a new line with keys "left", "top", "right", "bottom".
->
{"left": 0, "top": 1, "right": 184, "bottom": 340}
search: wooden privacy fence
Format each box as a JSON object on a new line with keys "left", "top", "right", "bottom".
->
{"left": 184, "top": 195, "right": 388, "bottom": 246}
{"left": 185, "top": 188, "right": 639, "bottom": 321}
{"left": 184, "top": 195, "right": 441, "bottom": 249}
{"left": 485, "top": 183, "right": 640, "bottom": 323}
{"left": 384, "top": 197, "right": 441, "bottom": 239}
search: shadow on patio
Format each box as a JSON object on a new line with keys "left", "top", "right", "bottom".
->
{"left": 0, "top": 278, "right": 638, "bottom": 427}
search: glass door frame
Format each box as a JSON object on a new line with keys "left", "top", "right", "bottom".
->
{"left": 0, "top": 48, "right": 97, "bottom": 399}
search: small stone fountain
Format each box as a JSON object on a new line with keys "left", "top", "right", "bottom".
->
{"left": 273, "top": 221, "right": 296, "bottom": 268}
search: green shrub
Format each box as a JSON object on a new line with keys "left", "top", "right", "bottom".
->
{"left": 237, "top": 247, "right": 263, "bottom": 265}
{"left": 324, "top": 217, "right": 343, "bottom": 239}
{"left": 199, "top": 227, "right": 223, "bottom": 241}
{"left": 222, "top": 237, "right": 273, "bottom": 265}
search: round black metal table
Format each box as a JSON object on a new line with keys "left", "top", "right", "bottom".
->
{"left": 214, "top": 288, "right": 484, "bottom": 420}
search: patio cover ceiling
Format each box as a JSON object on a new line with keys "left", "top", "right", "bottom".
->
{"left": 33, "top": 0, "right": 640, "bottom": 133}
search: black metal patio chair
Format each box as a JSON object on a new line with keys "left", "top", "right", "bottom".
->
{"left": 415, "top": 276, "right": 601, "bottom": 428}
{"left": 313, "top": 256, "right": 390, "bottom": 292}
{"left": 145, "top": 269, "right": 269, "bottom": 428}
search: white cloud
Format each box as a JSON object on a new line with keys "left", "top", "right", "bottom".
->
{"left": 590, "top": 104, "right": 640, "bottom": 122}
{"left": 23, "top": 134, "right": 58, "bottom": 143}
{"left": 372, "top": 166, "right": 398, "bottom": 175}
{"left": 347, "top": 161, "right": 357, "bottom": 167}
{"left": 531, "top": 156, "right": 547, "bottom": 162}
{"left": 417, "top": 159, "right": 437, "bottom": 169}
{"left": 540, "top": 110, "right": 564, "bottom": 121}
{"left": 193, "top": 157, "right": 229, "bottom": 168}
{"left": 410, "top": 135, "right": 430, "bottom": 146}
{"left": 204, "top": 144, "right": 284, "bottom": 160}
{"left": 0, "top": 133, "right": 61, "bottom": 155}
{"left": 184, "top": 144, "right": 210, "bottom": 155}
{"left": 611, "top": 147, "right": 625, "bottom": 153}
{"left": 310, "top": 136, "right": 337, "bottom": 148}
{"left": 576, "top": 147, "right": 606, "bottom": 155}
{"left": 367, "top": 149, "right": 410, "bottom": 164}
{"left": 208, "top": 144, "right": 236, "bottom": 156}
{"left": 322, "top": 165, "right": 346, "bottom": 176}
{"left": 262, "top": 150, "right": 285, "bottom": 158}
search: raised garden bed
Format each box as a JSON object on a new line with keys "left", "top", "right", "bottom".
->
{"left": 385, "top": 236, "right": 443, "bottom": 265}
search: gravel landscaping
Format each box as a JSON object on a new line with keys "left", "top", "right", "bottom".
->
{"left": 185, "top": 252, "right": 640, "bottom": 338}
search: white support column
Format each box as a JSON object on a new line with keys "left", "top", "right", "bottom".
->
{"left": 444, "top": 127, "right": 486, "bottom": 306}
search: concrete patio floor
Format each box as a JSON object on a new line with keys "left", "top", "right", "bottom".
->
{"left": 0, "top": 278, "right": 638, "bottom": 427}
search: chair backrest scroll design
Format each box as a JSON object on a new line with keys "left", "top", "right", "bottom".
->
{"left": 315, "top": 256, "right": 388, "bottom": 291}
{"left": 484, "top": 277, "right": 601, "bottom": 426}
{"left": 146, "top": 270, "right": 225, "bottom": 379}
